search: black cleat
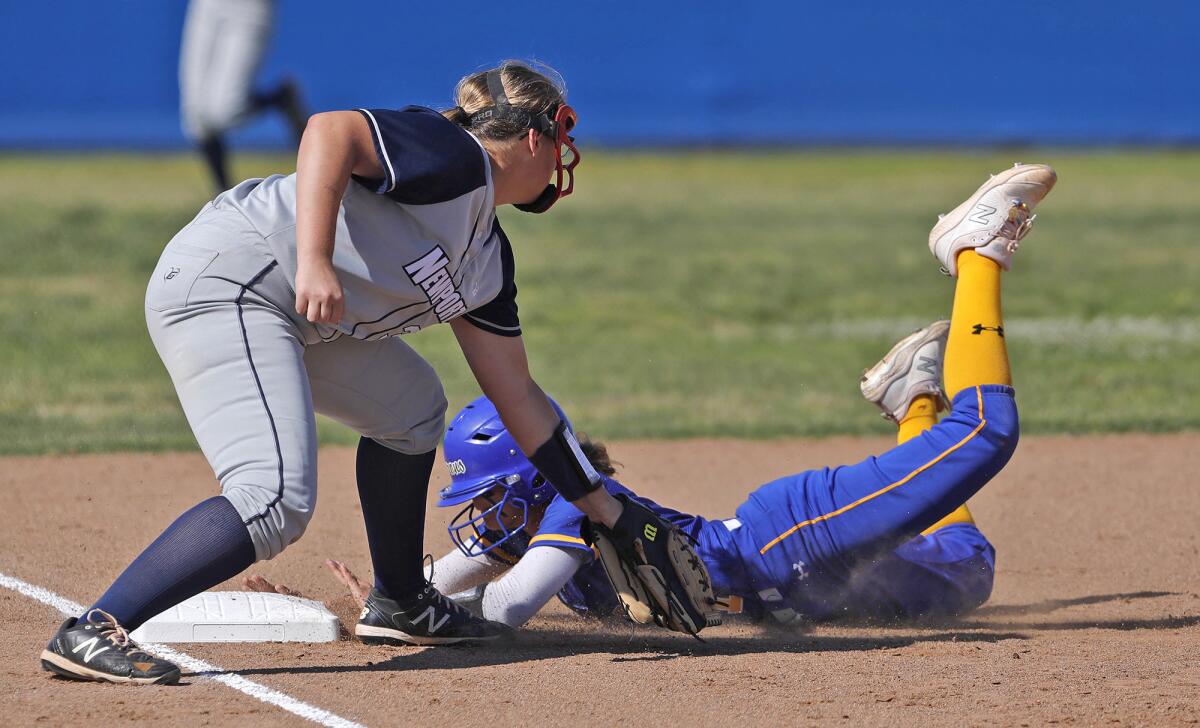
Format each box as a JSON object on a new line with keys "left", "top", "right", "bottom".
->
{"left": 355, "top": 585, "right": 511, "bottom": 646}
{"left": 41, "top": 610, "right": 181, "bottom": 685}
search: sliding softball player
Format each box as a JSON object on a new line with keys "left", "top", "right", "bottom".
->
{"left": 258, "top": 164, "right": 1056, "bottom": 629}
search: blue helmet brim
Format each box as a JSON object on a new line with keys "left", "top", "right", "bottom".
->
{"left": 436, "top": 477, "right": 505, "bottom": 508}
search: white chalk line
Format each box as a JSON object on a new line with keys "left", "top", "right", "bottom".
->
{"left": 0, "top": 571, "right": 365, "bottom": 728}
{"left": 778, "top": 316, "right": 1200, "bottom": 345}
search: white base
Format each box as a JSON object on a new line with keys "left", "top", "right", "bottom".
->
{"left": 129, "top": 591, "right": 341, "bottom": 643}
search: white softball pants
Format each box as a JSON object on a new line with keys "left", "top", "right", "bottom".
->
{"left": 145, "top": 204, "right": 447, "bottom": 561}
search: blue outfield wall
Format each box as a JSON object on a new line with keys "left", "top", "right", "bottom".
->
{"left": 0, "top": 1, "right": 1197, "bottom": 148}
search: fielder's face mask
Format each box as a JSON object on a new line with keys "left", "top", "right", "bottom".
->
{"left": 447, "top": 479, "right": 534, "bottom": 558}
{"left": 469, "top": 69, "right": 579, "bottom": 214}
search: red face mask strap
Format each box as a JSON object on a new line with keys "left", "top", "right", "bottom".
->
{"left": 510, "top": 102, "right": 580, "bottom": 214}
{"left": 555, "top": 105, "right": 580, "bottom": 198}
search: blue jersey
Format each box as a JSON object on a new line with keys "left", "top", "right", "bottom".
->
{"left": 537, "top": 480, "right": 991, "bottom": 623}
{"left": 481, "top": 385, "right": 1014, "bottom": 624}
{"left": 725, "top": 385, "right": 1014, "bottom": 623}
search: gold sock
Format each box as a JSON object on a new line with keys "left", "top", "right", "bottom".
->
{"left": 944, "top": 250, "right": 1012, "bottom": 399}
{"left": 918, "top": 250, "right": 1005, "bottom": 535}
{"left": 897, "top": 393, "right": 940, "bottom": 444}
{"left": 900, "top": 396, "right": 978, "bottom": 536}
{"left": 921, "top": 503, "right": 975, "bottom": 535}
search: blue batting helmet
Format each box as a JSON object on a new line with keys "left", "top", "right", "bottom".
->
{"left": 437, "top": 395, "right": 569, "bottom": 557}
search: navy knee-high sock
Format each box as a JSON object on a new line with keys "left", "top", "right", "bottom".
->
{"left": 198, "top": 134, "right": 229, "bottom": 192}
{"left": 356, "top": 437, "right": 435, "bottom": 600}
{"left": 86, "top": 496, "right": 255, "bottom": 630}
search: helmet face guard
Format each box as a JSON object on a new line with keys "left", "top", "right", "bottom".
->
{"left": 472, "top": 69, "right": 580, "bottom": 214}
{"left": 438, "top": 394, "right": 568, "bottom": 557}
{"left": 513, "top": 104, "right": 578, "bottom": 214}
{"left": 446, "top": 478, "right": 530, "bottom": 558}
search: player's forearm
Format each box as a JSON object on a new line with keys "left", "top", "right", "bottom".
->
{"left": 492, "top": 378, "right": 558, "bottom": 455}
{"left": 475, "top": 547, "right": 586, "bottom": 628}
{"left": 496, "top": 380, "right": 623, "bottom": 527}
{"left": 294, "top": 113, "right": 358, "bottom": 268}
{"left": 426, "top": 548, "right": 507, "bottom": 595}
{"left": 450, "top": 320, "right": 623, "bottom": 526}
{"left": 495, "top": 381, "right": 623, "bottom": 527}
{"left": 450, "top": 319, "right": 552, "bottom": 449}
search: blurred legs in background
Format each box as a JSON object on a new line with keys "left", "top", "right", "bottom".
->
{"left": 179, "top": 0, "right": 308, "bottom": 192}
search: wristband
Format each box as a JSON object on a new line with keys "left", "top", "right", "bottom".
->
{"left": 529, "top": 420, "right": 602, "bottom": 501}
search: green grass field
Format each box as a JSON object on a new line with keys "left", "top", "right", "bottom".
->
{"left": 1, "top": 150, "right": 1197, "bottom": 454}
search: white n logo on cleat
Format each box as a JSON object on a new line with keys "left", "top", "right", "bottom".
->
{"left": 72, "top": 637, "right": 110, "bottom": 663}
{"left": 412, "top": 607, "right": 451, "bottom": 634}
{"left": 916, "top": 356, "right": 939, "bottom": 376}
{"left": 968, "top": 204, "right": 996, "bottom": 225}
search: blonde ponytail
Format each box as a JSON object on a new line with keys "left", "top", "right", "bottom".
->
{"left": 444, "top": 60, "right": 566, "bottom": 140}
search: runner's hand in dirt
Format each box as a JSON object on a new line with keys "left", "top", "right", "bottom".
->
{"left": 242, "top": 559, "right": 371, "bottom": 608}
{"left": 323, "top": 559, "right": 370, "bottom": 606}
{"left": 242, "top": 574, "right": 304, "bottom": 597}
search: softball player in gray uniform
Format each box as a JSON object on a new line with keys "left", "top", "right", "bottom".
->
{"left": 42, "top": 61, "right": 661, "bottom": 685}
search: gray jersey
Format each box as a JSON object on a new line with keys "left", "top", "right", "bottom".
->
{"left": 217, "top": 106, "right": 521, "bottom": 342}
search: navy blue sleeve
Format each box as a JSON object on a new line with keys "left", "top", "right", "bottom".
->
{"left": 353, "top": 106, "right": 486, "bottom": 205}
{"left": 463, "top": 221, "right": 521, "bottom": 337}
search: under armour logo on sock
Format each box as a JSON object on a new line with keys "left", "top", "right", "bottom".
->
{"left": 971, "top": 324, "right": 1004, "bottom": 337}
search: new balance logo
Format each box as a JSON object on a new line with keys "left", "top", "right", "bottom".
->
{"left": 643, "top": 524, "right": 659, "bottom": 541}
{"left": 972, "top": 324, "right": 1004, "bottom": 337}
{"left": 916, "top": 355, "right": 939, "bottom": 376}
{"left": 968, "top": 204, "right": 997, "bottom": 225}
{"left": 409, "top": 607, "right": 452, "bottom": 634}
{"left": 71, "top": 637, "right": 110, "bottom": 664}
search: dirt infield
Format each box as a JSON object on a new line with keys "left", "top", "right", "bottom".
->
{"left": 3, "top": 433, "right": 1199, "bottom": 727}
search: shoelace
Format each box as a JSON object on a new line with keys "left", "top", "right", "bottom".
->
{"left": 996, "top": 201, "right": 1037, "bottom": 252}
{"left": 417, "top": 554, "right": 471, "bottom": 619}
{"left": 427, "top": 588, "right": 471, "bottom": 617}
{"left": 84, "top": 608, "right": 154, "bottom": 658}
